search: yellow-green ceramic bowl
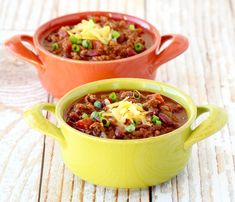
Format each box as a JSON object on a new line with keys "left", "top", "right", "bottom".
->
{"left": 24, "top": 78, "right": 228, "bottom": 188}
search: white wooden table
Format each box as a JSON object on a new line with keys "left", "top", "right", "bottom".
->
{"left": 0, "top": 0, "right": 234, "bottom": 201}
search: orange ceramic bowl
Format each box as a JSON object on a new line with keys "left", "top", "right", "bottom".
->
{"left": 5, "top": 11, "right": 189, "bottom": 98}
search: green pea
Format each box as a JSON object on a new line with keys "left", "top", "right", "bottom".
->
{"left": 72, "top": 44, "right": 80, "bottom": 52}
{"left": 156, "top": 120, "right": 162, "bottom": 126}
{"left": 133, "top": 90, "right": 141, "bottom": 99}
{"left": 125, "top": 123, "right": 136, "bottom": 132}
{"left": 134, "top": 42, "right": 144, "bottom": 53}
{"left": 89, "top": 17, "right": 96, "bottom": 23}
{"left": 111, "top": 30, "right": 120, "bottom": 39}
{"left": 109, "top": 92, "right": 117, "bottom": 101}
{"left": 151, "top": 115, "right": 160, "bottom": 123}
{"left": 82, "top": 39, "right": 92, "bottom": 49}
{"left": 77, "top": 39, "right": 83, "bottom": 45}
{"left": 69, "top": 35, "right": 78, "bottom": 44}
{"left": 94, "top": 100, "right": 102, "bottom": 109}
{"left": 51, "top": 43, "right": 59, "bottom": 51}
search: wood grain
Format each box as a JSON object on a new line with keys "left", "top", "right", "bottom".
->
{"left": 0, "top": 48, "right": 48, "bottom": 202}
{"left": 0, "top": 0, "right": 234, "bottom": 201}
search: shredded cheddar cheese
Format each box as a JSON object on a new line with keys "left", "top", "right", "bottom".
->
{"left": 67, "top": 19, "right": 111, "bottom": 44}
{"left": 103, "top": 97, "right": 151, "bottom": 127}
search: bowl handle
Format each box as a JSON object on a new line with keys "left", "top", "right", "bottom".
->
{"left": 5, "top": 35, "right": 44, "bottom": 72}
{"left": 152, "top": 34, "right": 189, "bottom": 68}
{"left": 184, "top": 105, "right": 228, "bottom": 150}
{"left": 24, "top": 103, "right": 66, "bottom": 147}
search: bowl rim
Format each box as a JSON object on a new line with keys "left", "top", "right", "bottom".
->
{"left": 33, "top": 11, "right": 160, "bottom": 64}
{"left": 55, "top": 78, "right": 197, "bottom": 144}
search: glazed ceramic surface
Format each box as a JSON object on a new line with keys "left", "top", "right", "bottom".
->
{"left": 5, "top": 12, "right": 189, "bottom": 98}
{"left": 24, "top": 79, "right": 228, "bottom": 188}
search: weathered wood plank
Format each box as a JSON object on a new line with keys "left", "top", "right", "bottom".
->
{"left": 0, "top": 47, "right": 48, "bottom": 202}
{"left": 196, "top": 0, "right": 233, "bottom": 201}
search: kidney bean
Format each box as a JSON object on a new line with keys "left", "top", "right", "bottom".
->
{"left": 115, "top": 128, "right": 125, "bottom": 139}
{"left": 117, "top": 34, "right": 127, "bottom": 43}
{"left": 67, "top": 112, "right": 79, "bottom": 122}
{"left": 85, "top": 94, "right": 97, "bottom": 103}
{"left": 86, "top": 50, "right": 102, "bottom": 57}
{"left": 62, "top": 39, "right": 72, "bottom": 54}
{"left": 158, "top": 113, "right": 173, "bottom": 126}
{"left": 126, "top": 47, "right": 137, "bottom": 56}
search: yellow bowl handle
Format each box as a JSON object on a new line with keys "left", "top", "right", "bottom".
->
{"left": 24, "top": 103, "right": 65, "bottom": 146}
{"left": 184, "top": 105, "right": 228, "bottom": 150}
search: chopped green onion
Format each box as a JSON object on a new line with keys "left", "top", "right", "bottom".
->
{"left": 89, "top": 17, "right": 96, "bottom": 23}
{"left": 137, "top": 103, "right": 143, "bottom": 107}
{"left": 98, "top": 111, "right": 103, "bottom": 118}
{"left": 90, "top": 111, "right": 99, "bottom": 120}
{"left": 100, "top": 117, "right": 110, "bottom": 127}
{"left": 72, "top": 44, "right": 80, "bottom": 52}
{"left": 156, "top": 120, "right": 162, "bottom": 126}
{"left": 94, "top": 100, "right": 102, "bottom": 109}
{"left": 109, "top": 92, "right": 117, "bottom": 101}
{"left": 134, "top": 42, "right": 144, "bottom": 53}
{"left": 133, "top": 90, "right": 141, "bottom": 99}
{"left": 77, "top": 39, "right": 83, "bottom": 45}
{"left": 129, "top": 24, "right": 135, "bottom": 30}
{"left": 125, "top": 123, "right": 136, "bottom": 132}
{"left": 151, "top": 115, "right": 160, "bottom": 123}
{"left": 81, "top": 113, "right": 89, "bottom": 119}
{"left": 133, "top": 120, "right": 139, "bottom": 125}
{"left": 69, "top": 35, "right": 78, "bottom": 44}
{"left": 111, "top": 30, "right": 120, "bottom": 39}
{"left": 51, "top": 43, "right": 59, "bottom": 51}
{"left": 82, "top": 39, "right": 92, "bottom": 49}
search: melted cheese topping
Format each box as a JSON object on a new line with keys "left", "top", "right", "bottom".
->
{"left": 103, "top": 97, "right": 151, "bottom": 127}
{"left": 67, "top": 19, "right": 111, "bottom": 44}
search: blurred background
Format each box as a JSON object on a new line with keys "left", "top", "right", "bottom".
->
{"left": 0, "top": 0, "right": 234, "bottom": 202}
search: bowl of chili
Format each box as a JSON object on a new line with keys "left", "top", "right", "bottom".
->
{"left": 24, "top": 78, "right": 228, "bottom": 188}
{"left": 5, "top": 11, "right": 188, "bottom": 98}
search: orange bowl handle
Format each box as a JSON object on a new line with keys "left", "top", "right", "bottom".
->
{"left": 153, "top": 34, "right": 189, "bottom": 67}
{"left": 5, "top": 35, "right": 44, "bottom": 72}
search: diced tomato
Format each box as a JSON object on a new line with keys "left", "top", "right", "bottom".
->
{"left": 155, "top": 94, "right": 165, "bottom": 104}
{"left": 75, "top": 118, "right": 94, "bottom": 130}
{"left": 92, "top": 40, "right": 103, "bottom": 49}
{"left": 62, "top": 39, "right": 72, "bottom": 54}
{"left": 58, "top": 28, "right": 69, "bottom": 38}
